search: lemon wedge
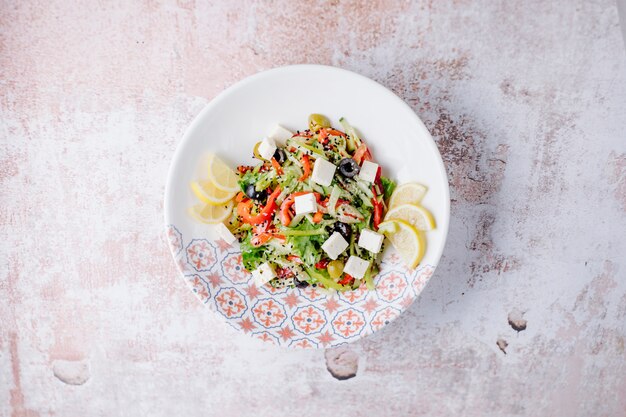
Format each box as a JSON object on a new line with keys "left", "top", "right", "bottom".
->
{"left": 207, "top": 154, "right": 240, "bottom": 193}
{"left": 190, "top": 180, "right": 237, "bottom": 205}
{"left": 388, "top": 182, "right": 428, "bottom": 209}
{"left": 385, "top": 203, "right": 436, "bottom": 231}
{"left": 188, "top": 200, "right": 234, "bottom": 224}
{"left": 378, "top": 219, "right": 426, "bottom": 269}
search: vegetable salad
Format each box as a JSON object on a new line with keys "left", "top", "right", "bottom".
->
{"left": 228, "top": 114, "right": 396, "bottom": 291}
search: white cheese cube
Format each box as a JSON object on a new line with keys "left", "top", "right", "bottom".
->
{"left": 258, "top": 137, "right": 277, "bottom": 161}
{"left": 321, "top": 232, "right": 349, "bottom": 260}
{"left": 343, "top": 256, "right": 370, "bottom": 279}
{"left": 252, "top": 262, "right": 276, "bottom": 286}
{"left": 216, "top": 223, "right": 237, "bottom": 245}
{"left": 268, "top": 124, "right": 293, "bottom": 146}
{"left": 294, "top": 193, "right": 317, "bottom": 216}
{"left": 311, "top": 158, "right": 337, "bottom": 186}
{"left": 357, "top": 229, "right": 384, "bottom": 254}
{"left": 358, "top": 160, "right": 379, "bottom": 183}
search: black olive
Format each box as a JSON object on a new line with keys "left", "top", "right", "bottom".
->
{"left": 294, "top": 277, "right": 309, "bottom": 288}
{"left": 273, "top": 148, "right": 287, "bottom": 165}
{"left": 334, "top": 222, "right": 352, "bottom": 241}
{"left": 255, "top": 189, "right": 267, "bottom": 202}
{"left": 245, "top": 184, "right": 267, "bottom": 202}
{"left": 245, "top": 184, "right": 256, "bottom": 199}
{"left": 338, "top": 158, "right": 360, "bottom": 178}
{"left": 245, "top": 184, "right": 257, "bottom": 199}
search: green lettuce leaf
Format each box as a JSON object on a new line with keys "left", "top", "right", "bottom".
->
{"left": 381, "top": 177, "right": 396, "bottom": 202}
{"left": 238, "top": 170, "right": 258, "bottom": 193}
{"left": 289, "top": 221, "right": 328, "bottom": 267}
{"left": 240, "top": 235, "right": 266, "bottom": 271}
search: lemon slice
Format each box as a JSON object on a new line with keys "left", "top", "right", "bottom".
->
{"left": 190, "top": 180, "right": 237, "bottom": 205}
{"left": 388, "top": 182, "right": 428, "bottom": 209}
{"left": 207, "top": 154, "right": 240, "bottom": 193}
{"left": 385, "top": 203, "right": 436, "bottom": 231}
{"left": 378, "top": 219, "right": 426, "bottom": 269}
{"left": 188, "top": 200, "right": 234, "bottom": 224}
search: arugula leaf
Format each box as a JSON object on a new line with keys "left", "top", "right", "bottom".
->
{"left": 381, "top": 177, "right": 396, "bottom": 201}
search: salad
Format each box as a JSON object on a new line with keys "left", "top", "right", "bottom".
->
{"left": 229, "top": 114, "right": 395, "bottom": 291}
{"left": 188, "top": 114, "right": 436, "bottom": 292}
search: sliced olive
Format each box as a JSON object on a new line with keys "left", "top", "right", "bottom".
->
{"left": 245, "top": 184, "right": 267, "bottom": 202}
{"left": 338, "top": 158, "right": 360, "bottom": 178}
{"left": 245, "top": 184, "right": 256, "bottom": 199}
{"left": 294, "top": 277, "right": 309, "bottom": 288}
{"left": 308, "top": 113, "right": 331, "bottom": 132}
{"left": 334, "top": 222, "right": 352, "bottom": 241}
{"left": 327, "top": 260, "right": 344, "bottom": 279}
{"left": 273, "top": 148, "right": 287, "bottom": 164}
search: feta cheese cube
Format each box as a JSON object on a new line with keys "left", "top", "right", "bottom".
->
{"left": 358, "top": 160, "right": 379, "bottom": 183}
{"left": 357, "top": 229, "right": 384, "bottom": 254}
{"left": 258, "top": 137, "right": 277, "bottom": 161}
{"left": 343, "top": 256, "right": 370, "bottom": 279}
{"left": 268, "top": 124, "right": 293, "bottom": 146}
{"left": 216, "top": 223, "right": 237, "bottom": 245}
{"left": 252, "top": 262, "right": 276, "bottom": 286}
{"left": 311, "top": 158, "right": 337, "bottom": 186}
{"left": 294, "top": 193, "right": 317, "bottom": 216}
{"left": 321, "top": 232, "right": 349, "bottom": 260}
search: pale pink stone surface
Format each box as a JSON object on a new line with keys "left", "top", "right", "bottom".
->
{"left": 2, "top": 1, "right": 626, "bottom": 416}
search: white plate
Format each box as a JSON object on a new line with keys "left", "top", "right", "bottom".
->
{"left": 164, "top": 65, "right": 449, "bottom": 348}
